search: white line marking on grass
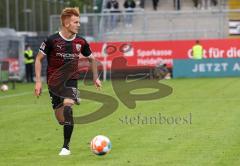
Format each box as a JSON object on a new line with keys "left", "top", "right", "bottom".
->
{"left": 162, "top": 98, "right": 240, "bottom": 102}
{"left": 0, "top": 89, "right": 48, "bottom": 99}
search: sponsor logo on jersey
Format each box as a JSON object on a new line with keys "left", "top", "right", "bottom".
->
{"left": 56, "top": 53, "right": 80, "bottom": 59}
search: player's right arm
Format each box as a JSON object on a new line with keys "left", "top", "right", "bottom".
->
{"left": 34, "top": 51, "right": 45, "bottom": 97}
{"left": 35, "top": 37, "right": 50, "bottom": 97}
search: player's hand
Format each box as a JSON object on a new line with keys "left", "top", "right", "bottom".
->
{"left": 94, "top": 78, "right": 102, "bottom": 90}
{"left": 35, "top": 81, "right": 42, "bottom": 97}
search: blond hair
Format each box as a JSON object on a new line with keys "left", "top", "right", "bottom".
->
{"left": 60, "top": 7, "right": 80, "bottom": 26}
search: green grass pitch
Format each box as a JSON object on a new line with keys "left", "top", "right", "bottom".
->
{"left": 0, "top": 77, "right": 240, "bottom": 166}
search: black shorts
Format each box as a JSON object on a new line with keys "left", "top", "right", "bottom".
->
{"left": 48, "top": 79, "right": 78, "bottom": 109}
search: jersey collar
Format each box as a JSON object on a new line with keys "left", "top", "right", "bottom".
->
{"left": 59, "top": 31, "right": 76, "bottom": 41}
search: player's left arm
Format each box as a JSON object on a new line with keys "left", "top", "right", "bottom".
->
{"left": 87, "top": 54, "right": 102, "bottom": 90}
{"left": 81, "top": 39, "right": 102, "bottom": 89}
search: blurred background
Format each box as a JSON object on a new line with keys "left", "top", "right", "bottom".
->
{"left": 0, "top": 0, "right": 240, "bottom": 83}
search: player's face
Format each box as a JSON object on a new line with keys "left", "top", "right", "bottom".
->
{"left": 66, "top": 15, "right": 80, "bottom": 34}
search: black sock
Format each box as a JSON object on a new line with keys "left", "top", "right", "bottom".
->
{"left": 63, "top": 125, "right": 74, "bottom": 150}
{"left": 63, "top": 106, "right": 73, "bottom": 125}
{"left": 63, "top": 106, "right": 74, "bottom": 149}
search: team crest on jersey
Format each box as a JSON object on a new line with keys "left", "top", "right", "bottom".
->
{"left": 76, "top": 44, "right": 81, "bottom": 51}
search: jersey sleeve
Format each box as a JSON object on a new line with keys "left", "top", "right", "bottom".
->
{"left": 81, "top": 40, "right": 92, "bottom": 57}
{"left": 39, "top": 37, "right": 51, "bottom": 55}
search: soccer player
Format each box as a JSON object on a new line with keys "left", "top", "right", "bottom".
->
{"left": 34, "top": 7, "right": 102, "bottom": 156}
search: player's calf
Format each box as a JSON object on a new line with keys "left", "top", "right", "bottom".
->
{"left": 63, "top": 106, "right": 74, "bottom": 125}
{"left": 63, "top": 98, "right": 74, "bottom": 125}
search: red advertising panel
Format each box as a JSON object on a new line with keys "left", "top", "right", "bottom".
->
{"left": 0, "top": 58, "right": 20, "bottom": 74}
{"left": 90, "top": 39, "right": 240, "bottom": 69}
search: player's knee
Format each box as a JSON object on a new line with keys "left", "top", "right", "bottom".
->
{"left": 63, "top": 106, "right": 74, "bottom": 125}
{"left": 63, "top": 98, "right": 75, "bottom": 106}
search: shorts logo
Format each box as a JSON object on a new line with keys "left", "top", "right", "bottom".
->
{"left": 76, "top": 44, "right": 81, "bottom": 52}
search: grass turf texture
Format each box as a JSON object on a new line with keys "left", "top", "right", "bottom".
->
{"left": 0, "top": 77, "right": 240, "bottom": 166}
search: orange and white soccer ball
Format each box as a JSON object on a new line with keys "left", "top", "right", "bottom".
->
{"left": 0, "top": 84, "right": 8, "bottom": 91}
{"left": 90, "top": 135, "right": 112, "bottom": 155}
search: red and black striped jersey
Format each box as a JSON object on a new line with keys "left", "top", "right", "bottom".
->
{"left": 39, "top": 32, "right": 92, "bottom": 82}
